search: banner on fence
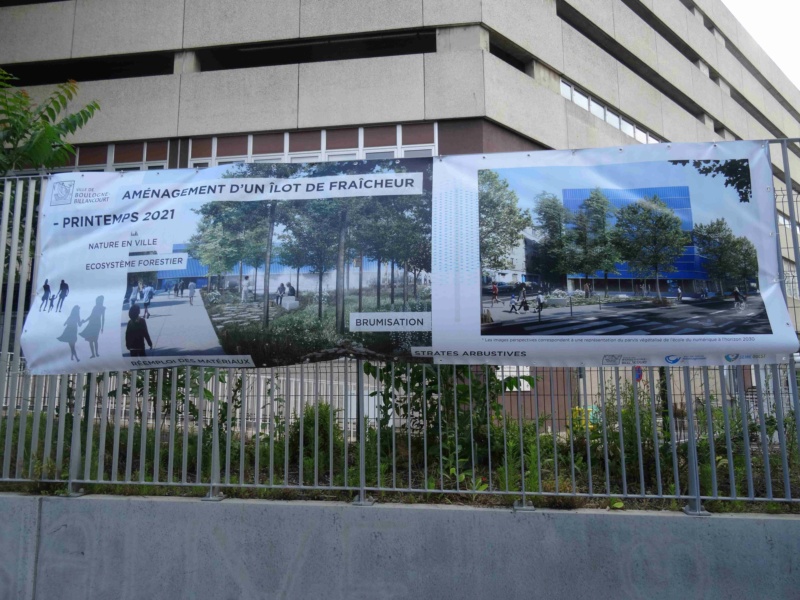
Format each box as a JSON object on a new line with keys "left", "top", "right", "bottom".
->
{"left": 432, "top": 140, "right": 798, "bottom": 367}
{"left": 20, "top": 141, "right": 799, "bottom": 374}
{"left": 22, "top": 159, "right": 433, "bottom": 374}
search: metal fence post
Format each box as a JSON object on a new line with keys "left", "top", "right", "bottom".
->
{"left": 353, "top": 358, "right": 374, "bottom": 506}
{"left": 682, "top": 368, "right": 709, "bottom": 516}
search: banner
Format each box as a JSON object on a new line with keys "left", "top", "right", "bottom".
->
{"left": 22, "top": 159, "right": 433, "bottom": 374}
{"left": 432, "top": 140, "right": 798, "bottom": 367}
{"left": 20, "top": 141, "right": 799, "bottom": 374}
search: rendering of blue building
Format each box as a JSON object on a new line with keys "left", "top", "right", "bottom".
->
{"left": 561, "top": 186, "right": 705, "bottom": 292}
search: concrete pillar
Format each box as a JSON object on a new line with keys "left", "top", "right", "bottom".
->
{"left": 174, "top": 51, "right": 201, "bottom": 74}
{"left": 533, "top": 60, "right": 560, "bottom": 93}
{"left": 436, "top": 25, "right": 490, "bottom": 53}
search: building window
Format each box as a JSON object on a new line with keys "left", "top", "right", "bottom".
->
{"left": 572, "top": 88, "right": 589, "bottom": 111}
{"left": 560, "top": 80, "right": 572, "bottom": 100}
{"left": 605, "top": 110, "right": 620, "bottom": 129}
{"left": 589, "top": 98, "right": 605, "bottom": 120}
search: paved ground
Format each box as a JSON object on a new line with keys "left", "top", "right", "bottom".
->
{"left": 481, "top": 295, "right": 771, "bottom": 336}
{"left": 119, "top": 291, "right": 223, "bottom": 355}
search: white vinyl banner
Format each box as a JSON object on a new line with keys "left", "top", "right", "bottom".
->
{"left": 22, "top": 160, "right": 433, "bottom": 374}
{"left": 431, "top": 141, "right": 798, "bottom": 367}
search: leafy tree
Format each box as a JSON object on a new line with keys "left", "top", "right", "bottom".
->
{"left": 478, "top": 170, "right": 533, "bottom": 271}
{"left": 692, "top": 219, "right": 757, "bottom": 293}
{"left": 0, "top": 69, "right": 99, "bottom": 175}
{"left": 613, "top": 196, "right": 687, "bottom": 300}
{"left": 564, "top": 188, "right": 620, "bottom": 296}
{"left": 531, "top": 192, "right": 571, "bottom": 287}
{"left": 670, "top": 159, "right": 752, "bottom": 203}
{"left": 187, "top": 221, "right": 240, "bottom": 287}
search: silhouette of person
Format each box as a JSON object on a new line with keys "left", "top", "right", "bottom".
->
{"left": 57, "top": 305, "right": 82, "bottom": 362}
{"left": 80, "top": 296, "right": 105, "bottom": 358}
{"left": 55, "top": 279, "right": 69, "bottom": 312}
{"left": 39, "top": 279, "right": 51, "bottom": 311}
{"left": 125, "top": 304, "right": 152, "bottom": 357}
{"left": 187, "top": 281, "right": 196, "bottom": 305}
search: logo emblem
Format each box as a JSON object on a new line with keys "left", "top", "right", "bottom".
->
{"left": 602, "top": 355, "right": 622, "bottom": 365}
{"left": 664, "top": 355, "right": 681, "bottom": 364}
{"left": 724, "top": 354, "right": 740, "bottom": 363}
{"left": 50, "top": 181, "right": 75, "bottom": 206}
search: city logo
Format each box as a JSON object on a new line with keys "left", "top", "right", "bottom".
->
{"left": 664, "top": 355, "right": 682, "bottom": 364}
{"left": 50, "top": 180, "right": 75, "bottom": 206}
{"left": 724, "top": 354, "right": 740, "bottom": 363}
{"left": 602, "top": 355, "right": 622, "bottom": 365}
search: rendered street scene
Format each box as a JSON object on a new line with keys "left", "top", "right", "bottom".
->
{"left": 481, "top": 293, "right": 771, "bottom": 336}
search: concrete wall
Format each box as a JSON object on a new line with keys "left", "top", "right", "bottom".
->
{"left": 2, "top": 494, "right": 799, "bottom": 600}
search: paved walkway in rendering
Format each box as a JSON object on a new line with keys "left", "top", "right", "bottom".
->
{"left": 119, "top": 291, "right": 223, "bottom": 355}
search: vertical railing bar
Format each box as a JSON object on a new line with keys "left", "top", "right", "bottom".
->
{"left": 138, "top": 371, "right": 150, "bottom": 483}
{"left": 614, "top": 367, "right": 627, "bottom": 496}
{"left": 549, "top": 370, "right": 558, "bottom": 494}
{"left": 701, "top": 368, "right": 718, "bottom": 498}
{"left": 665, "top": 368, "right": 681, "bottom": 497}
{"left": 299, "top": 363, "right": 305, "bottom": 486}
{"left": 483, "top": 365, "right": 491, "bottom": 492}
{"left": 153, "top": 369, "right": 163, "bottom": 484}
{"left": 210, "top": 367, "right": 220, "bottom": 495}
{"left": 254, "top": 369, "right": 262, "bottom": 486}
{"left": 682, "top": 367, "right": 704, "bottom": 512}
{"left": 717, "top": 366, "right": 736, "bottom": 498}
{"left": 181, "top": 366, "right": 190, "bottom": 484}
{"left": 436, "top": 365, "right": 443, "bottom": 490}
{"left": 327, "top": 365, "right": 333, "bottom": 487}
{"left": 582, "top": 369, "right": 593, "bottom": 495}
{"left": 789, "top": 358, "right": 800, "bottom": 486}
{"left": 82, "top": 373, "right": 97, "bottom": 481}
{"left": 467, "top": 368, "right": 476, "bottom": 491}
{"left": 110, "top": 373, "right": 124, "bottom": 482}
{"left": 422, "top": 364, "right": 429, "bottom": 490}
{"left": 357, "top": 359, "right": 367, "bottom": 502}
{"left": 238, "top": 370, "right": 245, "bottom": 484}
{"left": 197, "top": 367, "right": 205, "bottom": 484}
{"left": 598, "top": 367, "right": 611, "bottom": 495}
{"left": 269, "top": 367, "right": 276, "bottom": 487}
{"left": 452, "top": 365, "right": 459, "bottom": 492}
{"left": 646, "top": 367, "right": 662, "bottom": 496}
{"left": 14, "top": 373, "right": 31, "bottom": 479}
{"left": 532, "top": 367, "right": 542, "bottom": 493}
{"left": 375, "top": 363, "right": 381, "bottom": 489}
{"left": 631, "top": 370, "right": 645, "bottom": 495}
{"left": 391, "top": 363, "right": 397, "bottom": 488}
{"left": 125, "top": 371, "right": 137, "bottom": 482}
{"left": 753, "top": 366, "right": 773, "bottom": 499}
{"left": 769, "top": 364, "right": 791, "bottom": 500}
{"left": 313, "top": 363, "right": 319, "bottom": 487}
{"left": 566, "top": 369, "right": 576, "bottom": 494}
{"left": 68, "top": 373, "right": 85, "bottom": 490}
{"left": 516, "top": 366, "right": 526, "bottom": 504}
{"left": 42, "top": 375, "right": 58, "bottom": 478}
{"left": 1, "top": 180, "right": 25, "bottom": 479}
{"left": 500, "top": 371, "right": 509, "bottom": 493}
{"left": 736, "top": 367, "right": 755, "bottom": 498}
{"left": 55, "top": 375, "right": 69, "bottom": 479}
{"left": 166, "top": 368, "right": 177, "bottom": 483}
{"left": 343, "top": 362, "right": 349, "bottom": 489}
{"left": 406, "top": 363, "right": 413, "bottom": 489}
{"left": 95, "top": 373, "right": 110, "bottom": 482}
{"left": 284, "top": 365, "right": 290, "bottom": 486}
{"left": 779, "top": 141, "right": 800, "bottom": 302}
{"left": 28, "top": 376, "right": 45, "bottom": 479}
{"left": 225, "top": 368, "right": 233, "bottom": 485}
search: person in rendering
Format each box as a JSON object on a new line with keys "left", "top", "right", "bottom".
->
{"left": 276, "top": 282, "right": 285, "bottom": 305}
{"left": 242, "top": 275, "right": 251, "bottom": 303}
{"left": 39, "top": 279, "right": 51, "bottom": 311}
{"left": 57, "top": 305, "right": 82, "bottom": 362}
{"left": 583, "top": 282, "right": 591, "bottom": 298}
{"left": 676, "top": 286, "right": 683, "bottom": 302}
{"left": 187, "top": 280, "right": 197, "bottom": 305}
{"left": 179, "top": 280, "right": 186, "bottom": 297}
{"left": 286, "top": 282, "right": 296, "bottom": 297}
{"left": 125, "top": 304, "right": 152, "bottom": 357}
{"left": 142, "top": 283, "right": 154, "bottom": 318}
{"left": 80, "top": 295, "right": 105, "bottom": 358}
{"left": 491, "top": 282, "right": 500, "bottom": 305}
{"left": 48, "top": 294, "right": 56, "bottom": 312}
{"left": 536, "top": 292, "right": 545, "bottom": 313}
{"left": 732, "top": 286, "right": 746, "bottom": 308}
{"left": 508, "top": 293, "right": 519, "bottom": 314}
{"left": 55, "top": 279, "right": 69, "bottom": 312}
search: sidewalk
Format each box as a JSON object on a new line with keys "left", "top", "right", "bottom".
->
{"left": 120, "top": 291, "right": 223, "bottom": 355}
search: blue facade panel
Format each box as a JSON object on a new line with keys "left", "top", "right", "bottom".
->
{"left": 561, "top": 187, "right": 705, "bottom": 281}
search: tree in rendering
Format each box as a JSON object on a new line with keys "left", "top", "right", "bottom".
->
{"left": 692, "top": 218, "right": 756, "bottom": 291}
{"left": 613, "top": 196, "right": 687, "bottom": 300}
{"left": 565, "top": 188, "right": 620, "bottom": 296}
{"left": 0, "top": 69, "right": 99, "bottom": 176}
{"left": 478, "top": 170, "right": 533, "bottom": 271}
{"left": 531, "top": 192, "right": 571, "bottom": 287}
{"left": 670, "top": 159, "right": 752, "bottom": 203}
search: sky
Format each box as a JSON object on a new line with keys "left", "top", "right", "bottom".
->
{"left": 721, "top": 0, "right": 800, "bottom": 91}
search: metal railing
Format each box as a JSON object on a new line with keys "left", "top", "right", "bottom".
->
{"left": 3, "top": 138, "right": 800, "bottom": 513}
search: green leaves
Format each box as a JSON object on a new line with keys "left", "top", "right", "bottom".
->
{"left": 0, "top": 68, "right": 99, "bottom": 176}
{"left": 479, "top": 170, "right": 533, "bottom": 271}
